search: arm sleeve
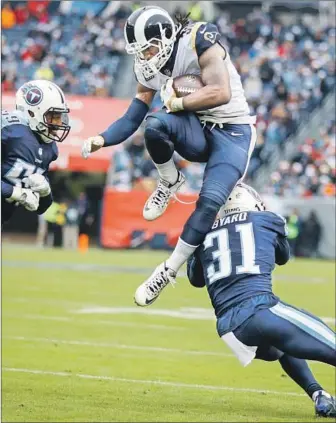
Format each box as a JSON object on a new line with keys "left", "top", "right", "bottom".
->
{"left": 100, "top": 98, "right": 149, "bottom": 147}
{"left": 1, "top": 180, "right": 14, "bottom": 198}
{"left": 193, "top": 22, "right": 223, "bottom": 58}
{"left": 275, "top": 236, "right": 290, "bottom": 266}
{"left": 186, "top": 247, "right": 206, "bottom": 288}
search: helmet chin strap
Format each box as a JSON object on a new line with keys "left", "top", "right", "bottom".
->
{"left": 36, "top": 130, "right": 53, "bottom": 143}
{"left": 39, "top": 132, "right": 54, "bottom": 143}
{"left": 35, "top": 123, "right": 54, "bottom": 143}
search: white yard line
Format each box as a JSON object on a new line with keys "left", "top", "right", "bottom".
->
{"left": 75, "top": 306, "right": 217, "bottom": 320}
{"left": 4, "top": 314, "right": 72, "bottom": 322}
{"left": 2, "top": 260, "right": 330, "bottom": 283}
{"left": 4, "top": 308, "right": 335, "bottom": 326}
{"left": 75, "top": 306, "right": 335, "bottom": 326}
{"left": 5, "top": 297, "right": 88, "bottom": 307}
{"left": 3, "top": 313, "right": 187, "bottom": 331}
{"left": 2, "top": 367, "right": 306, "bottom": 397}
{"left": 4, "top": 335, "right": 234, "bottom": 358}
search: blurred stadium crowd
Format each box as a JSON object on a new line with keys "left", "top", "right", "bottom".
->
{"left": 266, "top": 120, "right": 335, "bottom": 197}
{"left": 1, "top": 0, "right": 335, "bottom": 198}
{"left": 2, "top": 1, "right": 134, "bottom": 96}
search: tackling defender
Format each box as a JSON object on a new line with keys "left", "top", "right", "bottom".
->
{"left": 81, "top": 6, "right": 256, "bottom": 304}
{"left": 1, "top": 80, "right": 70, "bottom": 225}
{"left": 186, "top": 183, "right": 336, "bottom": 418}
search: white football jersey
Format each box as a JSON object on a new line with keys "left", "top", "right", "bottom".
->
{"left": 135, "top": 21, "right": 255, "bottom": 125}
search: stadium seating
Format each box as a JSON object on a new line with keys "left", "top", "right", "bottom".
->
{"left": 1, "top": 1, "right": 133, "bottom": 96}
{"left": 2, "top": 1, "right": 335, "bottom": 197}
{"left": 265, "top": 120, "right": 335, "bottom": 197}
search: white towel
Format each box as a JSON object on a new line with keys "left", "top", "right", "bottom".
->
{"left": 221, "top": 332, "right": 258, "bottom": 367}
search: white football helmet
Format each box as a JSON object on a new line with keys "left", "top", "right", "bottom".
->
{"left": 124, "top": 6, "right": 180, "bottom": 80}
{"left": 15, "top": 80, "right": 70, "bottom": 143}
{"left": 218, "top": 182, "right": 266, "bottom": 218}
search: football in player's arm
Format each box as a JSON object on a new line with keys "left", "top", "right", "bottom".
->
{"left": 83, "top": 6, "right": 259, "bottom": 311}
{"left": 81, "top": 17, "right": 231, "bottom": 156}
{"left": 1, "top": 80, "right": 70, "bottom": 225}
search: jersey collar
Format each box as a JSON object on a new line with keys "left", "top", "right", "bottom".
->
{"left": 159, "top": 38, "right": 179, "bottom": 78}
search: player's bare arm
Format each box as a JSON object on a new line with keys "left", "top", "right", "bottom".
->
{"left": 135, "top": 83, "right": 156, "bottom": 106}
{"left": 182, "top": 43, "right": 231, "bottom": 111}
{"left": 81, "top": 83, "right": 155, "bottom": 158}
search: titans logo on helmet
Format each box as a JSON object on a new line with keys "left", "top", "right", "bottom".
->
{"left": 23, "top": 87, "right": 43, "bottom": 106}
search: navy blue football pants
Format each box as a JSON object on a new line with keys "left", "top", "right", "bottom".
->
{"left": 144, "top": 111, "right": 256, "bottom": 246}
{"left": 233, "top": 301, "right": 336, "bottom": 366}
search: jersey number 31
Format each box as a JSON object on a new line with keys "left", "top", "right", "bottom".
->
{"left": 204, "top": 223, "right": 260, "bottom": 284}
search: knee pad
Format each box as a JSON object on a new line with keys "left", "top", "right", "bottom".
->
{"left": 182, "top": 196, "right": 222, "bottom": 245}
{"left": 144, "top": 117, "right": 173, "bottom": 164}
{"left": 144, "top": 117, "right": 168, "bottom": 141}
{"left": 195, "top": 196, "right": 222, "bottom": 220}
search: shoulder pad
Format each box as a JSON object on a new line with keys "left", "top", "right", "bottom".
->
{"left": 2, "top": 110, "right": 29, "bottom": 130}
{"left": 263, "top": 212, "right": 288, "bottom": 237}
{"left": 190, "top": 22, "right": 221, "bottom": 57}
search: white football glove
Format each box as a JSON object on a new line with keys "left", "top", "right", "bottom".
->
{"left": 81, "top": 135, "right": 105, "bottom": 159}
{"left": 23, "top": 173, "right": 51, "bottom": 197}
{"left": 160, "top": 79, "right": 184, "bottom": 113}
{"left": 6, "top": 186, "right": 40, "bottom": 212}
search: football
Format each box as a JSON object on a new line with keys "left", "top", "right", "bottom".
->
{"left": 172, "top": 74, "right": 204, "bottom": 98}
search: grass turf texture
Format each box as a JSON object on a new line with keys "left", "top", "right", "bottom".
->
{"left": 2, "top": 244, "right": 335, "bottom": 422}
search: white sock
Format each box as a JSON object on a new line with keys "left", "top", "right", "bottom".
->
{"left": 312, "top": 390, "right": 331, "bottom": 401}
{"left": 166, "top": 238, "right": 198, "bottom": 273}
{"left": 155, "top": 158, "right": 178, "bottom": 184}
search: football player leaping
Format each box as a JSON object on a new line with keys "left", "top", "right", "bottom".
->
{"left": 81, "top": 6, "right": 256, "bottom": 305}
{"left": 2, "top": 80, "right": 70, "bottom": 225}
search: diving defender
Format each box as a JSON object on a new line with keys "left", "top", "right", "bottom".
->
{"left": 186, "top": 183, "right": 336, "bottom": 418}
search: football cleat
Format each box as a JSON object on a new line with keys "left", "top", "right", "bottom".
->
{"left": 134, "top": 262, "right": 176, "bottom": 306}
{"left": 143, "top": 172, "right": 185, "bottom": 221}
{"left": 314, "top": 391, "right": 336, "bottom": 418}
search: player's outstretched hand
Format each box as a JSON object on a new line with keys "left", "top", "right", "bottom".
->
{"left": 81, "top": 135, "right": 104, "bottom": 159}
{"left": 23, "top": 174, "right": 51, "bottom": 197}
{"left": 7, "top": 187, "right": 40, "bottom": 212}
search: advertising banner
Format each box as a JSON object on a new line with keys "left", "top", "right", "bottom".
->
{"left": 100, "top": 188, "right": 198, "bottom": 249}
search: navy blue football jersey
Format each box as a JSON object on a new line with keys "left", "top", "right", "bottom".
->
{"left": 1, "top": 110, "right": 58, "bottom": 223}
{"left": 187, "top": 211, "right": 290, "bottom": 321}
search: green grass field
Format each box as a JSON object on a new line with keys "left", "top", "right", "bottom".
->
{"left": 2, "top": 244, "right": 335, "bottom": 422}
